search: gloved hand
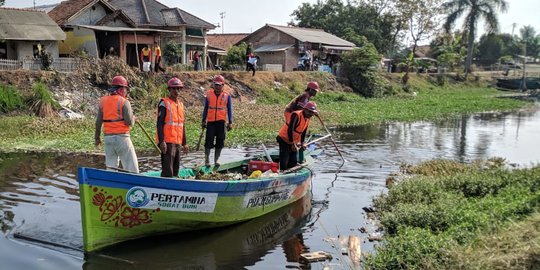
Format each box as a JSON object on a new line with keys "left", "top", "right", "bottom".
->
{"left": 95, "top": 139, "right": 101, "bottom": 148}
{"left": 201, "top": 121, "right": 207, "bottom": 129}
{"left": 159, "top": 141, "right": 167, "bottom": 154}
{"left": 290, "top": 143, "right": 299, "bottom": 152}
{"left": 227, "top": 123, "right": 233, "bottom": 131}
{"left": 182, "top": 144, "right": 189, "bottom": 154}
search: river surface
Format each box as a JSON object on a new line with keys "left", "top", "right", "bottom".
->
{"left": 1, "top": 103, "right": 540, "bottom": 269}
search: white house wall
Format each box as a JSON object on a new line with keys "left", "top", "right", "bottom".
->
{"left": 14, "top": 41, "right": 59, "bottom": 60}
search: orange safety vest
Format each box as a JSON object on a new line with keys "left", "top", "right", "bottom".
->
{"left": 278, "top": 110, "right": 310, "bottom": 145}
{"left": 154, "top": 46, "right": 161, "bottom": 57}
{"left": 156, "top": 98, "right": 185, "bottom": 144}
{"left": 205, "top": 89, "right": 229, "bottom": 122}
{"left": 101, "top": 95, "right": 130, "bottom": 135}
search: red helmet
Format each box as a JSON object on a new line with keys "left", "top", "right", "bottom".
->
{"left": 111, "top": 75, "right": 128, "bottom": 87}
{"left": 304, "top": 101, "right": 318, "bottom": 114}
{"left": 213, "top": 75, "right": 225, "bottom": 85}
{"left": 167, "top": 77, "right": 184, "bottom": 88}
{"left": 307, "top": 81, "right": 319, "bottom": 91}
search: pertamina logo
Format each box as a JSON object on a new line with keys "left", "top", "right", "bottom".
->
{"left": 126, "top": 187, "right": 149, "bottom": 208}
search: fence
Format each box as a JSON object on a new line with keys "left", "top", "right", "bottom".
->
{"left": 0, "top": 58, "right": 81, "bottom": 73}
{"left": 0, "top": 59, "right": 22, "bottom": 71}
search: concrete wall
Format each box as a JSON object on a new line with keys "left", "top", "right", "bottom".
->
{"left": 243, "top": 27, "right": 300, "bottom": 71}
{"left": 59, "top": 27, "right": 98, "bottom": 57}
{"left": 15, "top": 41, "right": 59, "bottom": 60}
{"left": 68, "top": 3, "right": 108, "bottom": 26}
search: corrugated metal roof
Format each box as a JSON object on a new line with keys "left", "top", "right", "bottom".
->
{"left": 160, "top": 8, "right": 215, "bottom": 29}
{"left": 0, "top": 8, "right": 66, "bottom": 40}
{"left": 267, "top": 24, "right": 355, "bottom": 47}
{"left": 254, "top": 44, "right": 294, "bottom": 52}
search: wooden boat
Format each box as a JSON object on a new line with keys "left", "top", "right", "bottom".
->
{"left": 78, "top": 151, "right": 317, "bottom": 252}
{"left": 496, "top": 77, "right": 540, "bottom": 90}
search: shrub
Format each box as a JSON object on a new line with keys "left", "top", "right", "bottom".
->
{"left": 0, "top": 84, "right": 25, "bottom": 113}
{"left": 28, "top": 82, "right": 60, "bottom": 117}
{"left": 340, "top": 42, "right": 392, "bottom": 98}
{"left": 223, "top": 42, "right": 248, "bottom": 69}
{"left": 163, "top": 40, "right": 182, "bottom": 65}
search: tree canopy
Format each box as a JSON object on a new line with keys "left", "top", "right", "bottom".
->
{"left": 442, "top": 0, "right": 508, "bottom": 74}
{"left": 290, "top": 0, "right": 399, "bottom": 54}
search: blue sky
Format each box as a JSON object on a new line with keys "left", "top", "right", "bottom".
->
{"left": 5, "top": 0, "right": 539, "bottom": 36}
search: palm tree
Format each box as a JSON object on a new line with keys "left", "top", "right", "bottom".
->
{"left": 442, "top": 0, "right": 508, "bottom": 74}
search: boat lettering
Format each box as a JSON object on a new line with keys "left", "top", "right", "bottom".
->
{"left": 125, "top": 186, "right": 218, "bottom": 213}
{"left": 246, "top": 192, "right": 289, "bottom": 208}
{"left": 150, "top": 193, "right": 206, "bottom": 205}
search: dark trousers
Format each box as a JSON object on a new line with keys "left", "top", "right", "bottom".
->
{"left": 155, "top": 56, "right": 165, "bottom": 72}
{"left": 247, "top": 63, "right": 256, "bottom": 76}
{"left": 205, "top": 121, "right": 226, "bottom": 149}
{"left": 161, "top": 143, "right": 181, "bottom": 177}
{"left": 277, "top": 136, "right": 304, "bottom": 170}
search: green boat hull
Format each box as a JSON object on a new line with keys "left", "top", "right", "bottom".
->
{"left": 78, "top": 158, "right": 313, "bottom": 252}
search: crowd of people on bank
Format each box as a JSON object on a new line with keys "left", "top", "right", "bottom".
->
{"left": 95, "top": 74, "right": 321, "bottom": 177}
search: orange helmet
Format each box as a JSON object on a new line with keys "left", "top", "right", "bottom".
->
{"left": 307, "top": 81, "right": 319, "bottom": 91}
{"left": 213, "top": 75, "right": 225, "bottom": 85}
{"left": 167, "top": 77, "right": 184, "bottom": 88}
{"left": 304, "top": 101, "right": 318, "bottom": 114}
{"left": 111, "top": 75, "right": 128, "bottom": 87}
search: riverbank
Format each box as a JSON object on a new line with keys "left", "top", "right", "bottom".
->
{"left": 0, "top": 72, "right": 531, "bottom": 152}
{"left": 365, "top": 159, "right": 540, "bottom": 269}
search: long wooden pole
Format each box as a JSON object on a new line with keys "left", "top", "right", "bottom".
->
{"left": 195, "top": 127, "right": 205, "bottom": 151}
{"left": 136, "top": 120, "right": 161, "bottom": 154}
{"left": 316, "top": 114, "right": 345, "bottom": 163}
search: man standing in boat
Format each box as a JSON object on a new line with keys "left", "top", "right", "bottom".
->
{"left": 95, "top": 75, "right": 139, "bottom": 173}
{"left": 201, "top": 75, "right": 233, "bottom": 168}
{"left": 277, "top": 101, "right": 318, "bottom": 170}
{"left": 284, "top": 81, "right": 319, "bottom": 122}
{"left": 157, "top": 77, "right": 188, "bottom": 177}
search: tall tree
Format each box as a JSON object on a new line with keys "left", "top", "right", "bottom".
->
{"left": 442, "top": 0, "right": 508, "bottom": 74}
{"left": 290, "top": 0, "right": 400, "bottom": 54}
{"left": 518, "top": 25, "right": 540, "bottom": 58}
{"left": 0, "top": 0, "right": 4, "bottom": 6}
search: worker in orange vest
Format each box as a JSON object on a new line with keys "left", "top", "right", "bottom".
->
{"left": 153, "top": 42, "right": 165, "bottom": 73}
{"left": 157, "top": 77, "right": 189, "bottom": 177}
{"left": 95, "top": 75, "right": 139, "bottom": 173}
{"left": 201, "top": 75, "right": 233, "bottom": 168}
{"left": 284, "top": 81, "right": 319, "bottom": 122}
{"left": 277, "top": 101, "right": 318, "bottom": 170}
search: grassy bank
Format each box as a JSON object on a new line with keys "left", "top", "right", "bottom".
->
{"left": 365, "top": 159, "right": 540, "bottom": 269}
{"left": 0, "top": 73, "right": 531, "bottom": 152}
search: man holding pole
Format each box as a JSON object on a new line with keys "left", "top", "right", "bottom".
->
{"left": 277, "top": 101, "right": 318, "bottom": 171}
{"left": 156, "top": 77, "right": 188, "bottom": 177}
{"left": 95, "top": 75, "right": 139, "bottom": 173}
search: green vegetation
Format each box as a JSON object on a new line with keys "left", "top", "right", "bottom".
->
{"left": 0, "top": 74, "right": 530, "bottom": 152}
{"left": 28, "top": 82, "right": 60, "bottom": 117}
{"left": 365, "top": 159, "right": 540, "bottom": 269}
{"left": 0, "top": 84, "right": 25, "bottom": 113}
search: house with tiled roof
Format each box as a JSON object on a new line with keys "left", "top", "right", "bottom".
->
{"left": 47, "top": 0, "right": 215, "bottom": 68}
{"left": 0, "top": 7, "right": 65, "bottom": 61}
{"left": 239, "top": 24, "right": 355, "bottom": 72}
{"left": 206, "top": 33, "right": 248, "bottom": 69}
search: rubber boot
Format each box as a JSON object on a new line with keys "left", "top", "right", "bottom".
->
{"left": 204, "top": 148, "right": 211, "bottom": 167}
{"left": 214, "top": 148, "right": 222, "bottom": 167}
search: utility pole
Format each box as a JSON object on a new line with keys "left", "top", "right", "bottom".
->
{"left": 219, "top": 12, "right": 226, "bottom": 34}
{"left": 34, "top": 0, "right": 36, "bottom": 9}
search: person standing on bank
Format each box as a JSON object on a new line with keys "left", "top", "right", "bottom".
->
{"left": 201, "top": 75, "right": 233, "bottom": 167}
{"left": 284, "top": 81, "right": 319, "bottom": 122}
{"left": 95, "top": 75, "right": 139, "bottom": 173}
{"left": 140, "top": 45, "right": 152, "bottom": 72}
{"left": 153, "top": 42, "right": 165, "bottom": 73}
{"left": 156, "top": 77, "right": 188, "bottom": 177}
{"left": 277, "top": 101, "right": 318, "bottom": 171}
